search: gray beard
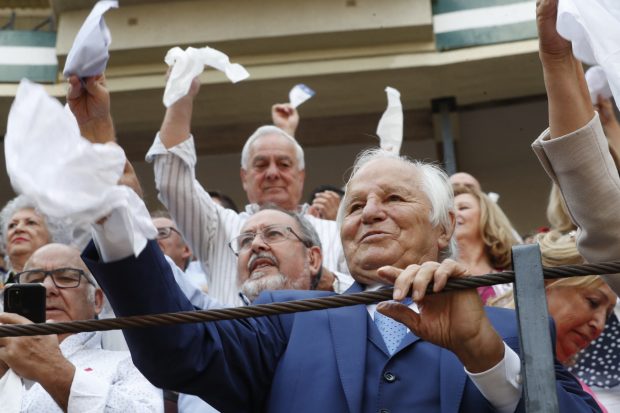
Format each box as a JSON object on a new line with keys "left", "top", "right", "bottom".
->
{"left": 241, "top": 272, "right": 289, "bottom": 303}
{"left": 240, "top": 262, "right": 311, "bottom": 303}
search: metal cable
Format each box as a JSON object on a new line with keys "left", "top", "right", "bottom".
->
{"left": 1, "top": 260, "right": 619, "bottom": 338}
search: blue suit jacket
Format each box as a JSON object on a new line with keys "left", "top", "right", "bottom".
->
{"left": 83, "top": 241, "right": 600, "bottom": 412}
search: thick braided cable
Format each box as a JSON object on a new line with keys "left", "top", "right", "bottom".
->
{"left": 1, "top": 260, "right": 619, "bottom": 338}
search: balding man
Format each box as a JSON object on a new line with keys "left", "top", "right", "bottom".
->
{"left": 145, "top": 78, "right": 352, "bottom": 306}
{"left": 0, "top": 244, "right": 162, "bottom": 413}
{"left": 449, "top": 171, "right": 482, "bottom": 191}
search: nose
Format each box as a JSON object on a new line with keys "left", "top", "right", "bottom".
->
{"left": 264, "top": 162, "right": 280, "bottom": 180}
{"left": 589, "top": 309, "right": 607, "bottom": 338}
{"left": 361, "top": 196, "right": 386, "bottom": 224}
{"left": 42, "top": 274, "right": 58, "bottom": 294}
{"left": 250, "top": 233, "right": 271, "bottom": 253}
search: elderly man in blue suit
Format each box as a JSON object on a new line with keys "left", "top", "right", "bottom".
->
{"left": 81, "top": 144, "right": 599, "bottom": 412}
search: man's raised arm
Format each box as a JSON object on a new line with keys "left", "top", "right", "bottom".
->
{"left": 67, "top": 74, "right": 144, "bottom": 198}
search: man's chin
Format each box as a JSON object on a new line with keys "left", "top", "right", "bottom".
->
{"left": 248, "top": 268, "right": 277, "bottom": 280}
{"left": 45, "top": 309, "right": 68, "bottom": 322}
{"left": 241, "top": 273, "right": 287, "bottom": 303}
{"left": 259, "top": 193, "right": 294, "bottom": 209}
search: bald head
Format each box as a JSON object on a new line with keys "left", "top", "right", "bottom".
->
{"left": 21, "top": 243, "right": 103, "bottom": 329}
{"left": 25, "top": 243, "right": 87, "bottom": 272}
{"left": 449, "top": 172, "right": 481, "bottom": 192}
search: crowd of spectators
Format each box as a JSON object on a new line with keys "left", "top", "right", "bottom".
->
{"left": 0, "top": 0, "right": 619, "bottom": 411}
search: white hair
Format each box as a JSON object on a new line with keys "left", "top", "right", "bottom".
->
{"left": 240, "top": 125, "right": 305, "bottom": 170}
{"left": 0, "top": 195, "right": 73, "bottom": 253}
{"left": 336, "top": 148, "right": 456, "bottom": 261}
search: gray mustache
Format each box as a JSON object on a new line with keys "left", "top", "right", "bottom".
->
{"left": 248, "top": 252, "right": 279, "bottom": 271}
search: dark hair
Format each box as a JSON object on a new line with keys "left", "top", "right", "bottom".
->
{"left": 307, "top": 184, "right": 344, "bottom": 205}
{"left": 208, "top": 191, "right": 239, "bottom": 213}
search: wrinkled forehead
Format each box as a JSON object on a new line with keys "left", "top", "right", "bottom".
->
{"left": 11, "top": 207, "right": 42, "bottom": 221}
{"left": 241, "top": 209, "right": 297, "bottom": 233}
{"left": 26, "top": 244, "right": 85, "bottom": 271}
{"left": 249, "top": 133, "right": 297, "bottom": 160}
{"left": 449, "top": 173, "right": 480, "bottom": 190}
{"left": 345, "top": 159, "right": 426, "bottom": 200}
{"left": 152, "top": 217, "right": 175, "bottom": 229}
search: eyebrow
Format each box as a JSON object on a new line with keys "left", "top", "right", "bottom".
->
{"left": 345, "top": 184, "right": 417, "bottom": 203}
{"left": 252, "top": 155, "right": 294, "bottom": 162}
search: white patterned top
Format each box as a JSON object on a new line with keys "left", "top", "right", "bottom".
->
{"left": 17, "top": 331, "right": 163, "bottom": 413}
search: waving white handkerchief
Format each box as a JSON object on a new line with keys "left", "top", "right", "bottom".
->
{"left": 585, "top": 66, "right": 613, "bottom": 104}
{"left": 376, "top": 87, "right": 403, "bottom": 154}
{"left": 557, "top": 0, "right": 620, "bottom": 109}
{"left": 5, "top": 80, "right": 156, "bottom": 256}
{"left": 0, "top": 369, "right": 23, "bottom": 413}
{"left": 63, "top": 0, "right": 118, "bottom": 78}
{"left": 163, "top": 46, "right": 250, "bottom": 107}
{"left": 289, "top": 84, "right": 315, "bottom": 108}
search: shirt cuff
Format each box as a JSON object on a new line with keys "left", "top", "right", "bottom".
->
{"left": 91, "top": 206, "right": 147, "bottom": 263}
{"left": 67, "top": 368, "right": 110, "bottom": 413}
{"left": 145, "top": 132, "right": 197, "bottom": 167}
{"left": 465, "top": 342, "right": 522, "bottom": 413}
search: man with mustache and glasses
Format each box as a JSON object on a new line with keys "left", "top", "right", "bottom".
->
{"left": 232, "top": 205, "right": 323, "bottom": 304}
{"left": 177, "top": 205, "right": 325, "bottom": 413}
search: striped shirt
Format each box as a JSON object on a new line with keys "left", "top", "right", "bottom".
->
{"left": 146, "top": 134, "right": 353, "bottom": 306}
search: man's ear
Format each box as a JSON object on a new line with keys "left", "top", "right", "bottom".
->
{"left": 93, "top": 289, "right": 104, "bottom": 316}
{"left": 182, "top": 245, "right": 192, "bottom": 261}
{"left": 307, "top": 246, "right": 322, "bottom": 275}
{"left": 240, "top": 168, "right": 248, "bottom": 192}
{"left": 437, "top": 210, "right": 456, "bottom": 251}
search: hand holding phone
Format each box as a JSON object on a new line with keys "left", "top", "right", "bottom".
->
{"left": 3, "top": 284, "right": 46, "bottom": 323}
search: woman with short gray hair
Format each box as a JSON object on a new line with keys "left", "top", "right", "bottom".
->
{"left": 0, "top": 195, "right": 71, "bottom": 284}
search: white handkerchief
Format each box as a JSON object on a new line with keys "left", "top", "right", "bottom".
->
{"left": 163, "top": 46, "right": 250, "bottom": 107}
{"left": 5, "top": 80, "right": 156, "bottom": 256}
{"left": 289, "top": 84, "right": 315, "bottom": 108}
{"left": 557, "top": 0, "right": 620, "bottom": 110}
{"left": 63, "top": 0, "right": 118, "bottom": 78}
{"left": 585, "top": 66, "right": 613, "bottom": 104}
{"left": 0, "top": 369, "right": 23, "bottom": 413}
{"left": 376, "top": 86, "right": 403, "bottom": 154}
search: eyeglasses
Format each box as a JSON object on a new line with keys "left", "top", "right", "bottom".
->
{"left": 16, "top": 268, "right": 94, "bottom": 289}
{"left": 156, "top": 226, "right": 182, "bottom": 240}
{"left": 228, "top": 225, "right": 311, "bottom": 256}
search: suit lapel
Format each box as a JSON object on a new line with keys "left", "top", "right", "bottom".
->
{"left": 440, "top": 348, "right": 467, "bottom": 413}
{"left": 328, "top": 283, "right": 367, "bottom": 413}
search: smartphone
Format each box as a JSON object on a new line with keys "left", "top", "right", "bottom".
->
{"left": 3, "top": 284, "right": 46, "bottom": 323}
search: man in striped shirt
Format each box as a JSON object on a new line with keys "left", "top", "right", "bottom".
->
{"left": 146, "top": 77, "right": 353, "bottom": 306}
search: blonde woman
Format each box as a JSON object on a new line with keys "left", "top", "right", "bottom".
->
{"left": 453, "top": 184, "right": 519, "bottom": 303}
{"left": 491, "top": 231, "right": 616, "bottom": 411}
{"left": 547, "top": 183, "right": 577, "bottom": 234}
